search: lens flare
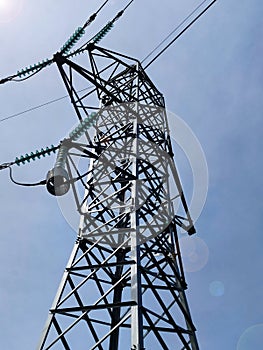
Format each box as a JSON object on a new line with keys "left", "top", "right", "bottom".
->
{"left": 237, "top": 324, "right": 263, "bottom": 350}
{"left": 0, "top": 0, "right": 24, "bottom": 23}
{"left": 56, "top": 106, "right": 208, "bottom": 244}
{"left": 179, "top": 235, "right": 209, "bottom": 272}
{"left": 209, "top": 280, "right": 225, "bottom": 296}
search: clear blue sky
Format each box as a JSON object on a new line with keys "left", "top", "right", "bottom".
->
{"left": 0, "top": 1, "right": 262, "bottom": 349}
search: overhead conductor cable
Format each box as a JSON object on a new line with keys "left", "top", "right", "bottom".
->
{"left": 144, "top": 0, "right": 218, "bottom": 69}
{"left": 0, "top": 0, "right": 215, "bottom": 125}
{"left": 0, "top": 0, "right": 111, "bottom": 84}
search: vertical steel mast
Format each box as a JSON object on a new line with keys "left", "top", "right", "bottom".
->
{"left": 38, "top": 44, "right": 199, "bottom": 350}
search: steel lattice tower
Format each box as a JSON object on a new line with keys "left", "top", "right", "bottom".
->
{"left": 38, "top": 44, "right": 199, "bottom": 350}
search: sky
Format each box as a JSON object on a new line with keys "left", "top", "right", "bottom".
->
{"left": 0, "top": 0, "right": 262, "bottom": 349}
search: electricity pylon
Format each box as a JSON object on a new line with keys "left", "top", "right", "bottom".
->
{"left": 38, "top": 44, "right": 199, "bottom": 350}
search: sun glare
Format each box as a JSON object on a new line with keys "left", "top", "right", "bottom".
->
{"left": 0, "top": 0, "right": 24, "bottom": 23}
{"left": 0, "top": 0, "right": 9, "bottom": 10}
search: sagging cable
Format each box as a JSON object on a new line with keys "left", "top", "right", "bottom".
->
{"left": 8, "top": 166, "right": 46, "bottom": 187}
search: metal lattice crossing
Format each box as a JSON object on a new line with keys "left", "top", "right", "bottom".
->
{"left": 38, "top": 45, "right": 199, "bottom": 350}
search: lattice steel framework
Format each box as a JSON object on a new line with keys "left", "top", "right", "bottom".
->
{"left": 38, "top": 44, "right": 199, "bottom": 350}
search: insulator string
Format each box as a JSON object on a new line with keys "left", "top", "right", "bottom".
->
{"left": 0, "top": 0, "right": 134, "bottom": 85}
{"left": 14, "top": 144, "right": 59, "bottom": 166}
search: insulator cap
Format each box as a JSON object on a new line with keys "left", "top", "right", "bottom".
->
{"left": 46, "top": 166, "right": 70, "bottom": 196}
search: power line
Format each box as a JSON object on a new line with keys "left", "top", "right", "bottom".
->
{"left": 12, "top": 2, "right": 112, "bottom": 82}
{"left": 144, "top": 0, "right": 218, "bottom": 69}
{"left": 123, "top": 0, "right": 134, "bottom": 12}
{"left": 95, "top": 0, "right": 111, "bottom": 16}
{"left": 0, "top": 1, "right": 215, "bottom": 124}
{"left": 141, "top": 0, "right": 208, "bottom": 64}
{"left": 0, "top": 87, "right": 93, "bottom": 123}
{"left": 71, "top": 0, "right": 135, "bottom": 55}
{"left": 0, "top": 0, "right": 124, "bottom": 85}
{"left": 0, "top": 1, "right": 136, "bottom": 122}
{"left": 8, "top": 166, "right": 46, "bottom": 186}
{"left": 0, "top": 95, "right": 68, "bottom": 123}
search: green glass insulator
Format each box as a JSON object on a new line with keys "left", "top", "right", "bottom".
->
{"left": 77, "top": 125, "right": 83, "bottom": 132}
{"left": 30, "top": 152, "right": 36, "bottom": 161}
{"left": 41, "top": 148, "right": 45, "bottom": 157}
{"left": 24, "top": 154, "right": 30, "bottom": 162}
